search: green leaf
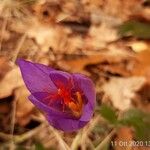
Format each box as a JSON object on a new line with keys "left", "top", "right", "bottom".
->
{"left": 118, "top": 20, "right": 150, "bottom": 39}
{"left": 98, "top": 105, "right": 117, "bottom": 124}
{"left": 16, "top": 146, "right": 26, "bottom": 150}
{"left": 119, "top": 109, "right": 150, "bottom": 141}
{"left": 102, "top": 143, "right": 110, "bottom": 150}
{"left": 35, "top": 142, "right": 46, "bottom": 150}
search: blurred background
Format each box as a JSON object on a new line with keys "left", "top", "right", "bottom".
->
{"left": 0, "top": 0, "right": 150, "bottom": 149}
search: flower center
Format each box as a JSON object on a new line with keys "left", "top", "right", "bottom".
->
{"left": 57, "top": 88, "right": 83, "bottom": 118}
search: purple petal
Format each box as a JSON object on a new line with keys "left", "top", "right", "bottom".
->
{"left": 17, "top": 59, "right": 57, "bottom": 93}
{"left": 29, "top": 94, "right": 62, "bottom": 116}
{"left": 29, "top": 93, "right": 75, "bottom": 119}
{"left": 73, "top": 73, "right": 96, "bottom": 121}
{"left": 32, "top": 92, "right": 63, "bottom": 112}
{"left": 49, "top": 71, "right": 73, "bottom": 89}
{"left": 30, "top": 93, "right": 91, "bottom": 131}
{"left": 46, "top": 114, "right": 88, "bottom": 132}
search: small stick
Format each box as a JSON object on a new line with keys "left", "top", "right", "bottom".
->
{"left": 95, "top": 129, "right": 116, "bottom": 150}
{"left": 48, "top": 124, "right": 70, "bottom": 150}
{"left": 71, "top": 116, "right": 100, "bottom": 150}
{"left": 12, "top": 33, "right": 27, "bottom": 63}
{"left": 0, "top": 123, "right": 46, "bottom": 143}
{"left": 81, "top": 116, "right": 100, "bottom": 142}
{"left": 71, "top": 131, "right": 82, "bottom": 150}
{"left": 0, "top": 17, "right": 8, "bottom": 51}
{"left": 9, "top": 98, "right": 17, "bottom": 150}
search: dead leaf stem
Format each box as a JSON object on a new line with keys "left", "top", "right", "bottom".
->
{"left": 95, "top": 129, "right": 116, "bottom": 150}
{"left": 12, "top": 33, "right": 27, "bottom": 63}
{"left": 48, "top": 124, "right": 70, "bottom": 150}
{"left": 0, "top": 16, "right": 8, "bottom": 51}
{"left": 0, "top": 123, "right": 46, "bottom": 143}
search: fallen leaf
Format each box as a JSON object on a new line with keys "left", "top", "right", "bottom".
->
{"left": 102, "top": 77, "right": 146, "bottom": 110}
{"left": 15, "top": 86, "right": 34, "bottom": 126}
{"left": 134, "top": 83, "right": 150, "bottom": 112}
{"left": 0, "top": 102, "right": 10, "bottom": 114}
{"left": 59, "top": 48, "right": 135, "bottom": 76}
{"left": 0, "top": 57, "right": 11, "bottom": 79}
{"left": 85, "top": 23, "right": 118, "bottom": 49}
{"left": 114, "top": 126, "right": 149, "bottom": 150}
{"left": 82, "top": 0, "right": 143, "bottom": 21}
{"left": 32, "top": 1, "right": 61, "bottom": 23}
{"left": 59, "top": 54, "right": 104, "bottom": 74}
{"left": 127, "top": 41, "right": 149, "bottom": 53}
{"left": 133, "top": 50, "right": 150, "bottom": 83}
{"left": 0, "top": 67, "right": 24, "bottom": 99}
{"left": 26, "top": 18, "right": 71, "bottom": 53}
{"left": 114, "top": 127, "right": 133, "bottom": 150}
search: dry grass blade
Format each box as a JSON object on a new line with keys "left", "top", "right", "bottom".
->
{"left": 95, "top": 129, "right": 116, "bottom": 150}
{"left": 0, "top": 123, "right": 46, "bottom": 143}
{"left": 0, "top": 0, "right": 31, "bottom": 18}
{"left": 71, "top": 116, "right": 100, "bottom": 150}
{"left": 81, "top": 116, "right": 100, "bottom": 142}
{"left": 48, "top": 125, "right": 70, "bottom": 150}
{"left": 0, "top": 17, "right": 8, "bottom": 51}
{"left": 81, "top": 116, "right": 100, "bottom": 150}
{"left": 9, "top": 98, "right": 17, "bottom": 150}
{"left": 71, "top": 131, "right": 82, "bottom": 150}
{"left": 12, "top": 33, "right": 27, "bottom": 63}
{"left": 14, "top": 123, "right": 46, "bottom": 143}
{"left": 87, "top": 138, "right": 95, "bottom": 149}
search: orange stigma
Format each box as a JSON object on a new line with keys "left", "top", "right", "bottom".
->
{"left": 57, "top": 88, "right": 83, "bottom": 118}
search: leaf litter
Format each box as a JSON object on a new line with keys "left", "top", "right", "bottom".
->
{"left": 0, "top": 0, "right": 150, "bottom": 149}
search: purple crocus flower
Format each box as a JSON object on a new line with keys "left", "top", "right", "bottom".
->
{"left": 17, "top": 59, "right": 96, "bottom": 132}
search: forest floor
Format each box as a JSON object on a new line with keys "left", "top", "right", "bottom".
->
{"left": 0, "top": 0, "right": 150, "bottom": 150}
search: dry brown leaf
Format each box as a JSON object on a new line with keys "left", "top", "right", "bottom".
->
{"left": 0, "top": 57, "right": 11, "bottom": 79}
{"left": 85, "top": 23, "right": 118, "bottom": 49}
{"left": 102, "top": 77, "right": 146, "bottom": 110}
{"left": 0, "top": 102, "right": 10, "bottom": 114}
{"left": 32, "top": 1, "right": 61, "bottom": 23}
{"left": 0, "top": 67, "right": 24, "bottom": 99}
{"left": 133, "top": 50, "right": 150, "bottom": 84}
{"left": 95, "top": 47, "right": 136, "bottom": 77}
{"left": 59, "top": 48, "right": 135, "bottom": 76}
{"left": 114, "top": 127, "right": 133, "bottom": 150}
{"left": 133, "top": 7, "right": 150, "bottom": 22}
{"left": 114, "top": 127, "right": 150, "bottom": 150}
{"left": 26, "top": 18, "right": 71, "bottom": 53}
{"left": 15, "top": 86, "right": 34, "bottom": 126}
{"left": 58, "top": 54, "right": 104, "bottom": 74}
{"left": 82, "top": 0, "right": 143, "bottom": 22}
{"left": 127, "top": 41, "right": 149, "bottom": 53}
{"left": 32, "top": 0, "right": 143, "bottom": 25}
{"left": 134, "top": 83, "right": 150, "bottom": 112}
{"left": 103, "top": 0, "right": 143, "bottom": 20}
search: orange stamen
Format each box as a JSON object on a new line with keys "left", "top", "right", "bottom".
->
{"left": 57, "top": 87, "right": 83, "bottom": 117}
{"left": 68, "top": 92, "right": 83, "bottom": 118}
{"left": 45, "top": 80, "right": 83, "bottom": 117}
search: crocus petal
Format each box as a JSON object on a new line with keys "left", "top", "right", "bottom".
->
{"left": 32, "top": 92, "right": 65, "bottom": 113}
{"left": 73, "top": 74, "right": 96, "bottom": 121}
{"left": 30, "top": 93, "right": 91, "bottom": 131}
{"left": 49, "top": 70, "right": 73, "bottom": 88}
{"left": 46, "top": 114, "right": 88, "bottom": 132}
{"left": 29, "top": 94, "right": 71, "bottom": 118}
{"left": 17, "top": 59, "right": 57, "bottom": 93}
